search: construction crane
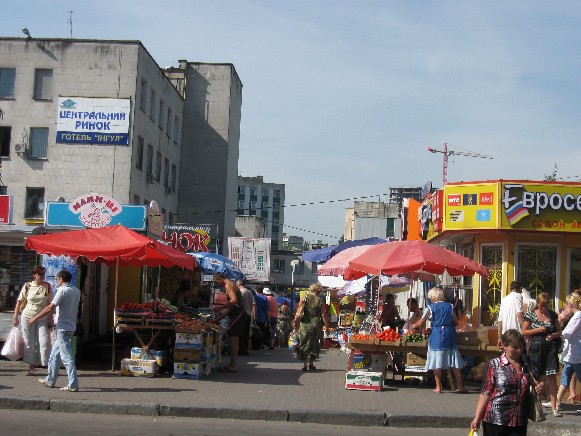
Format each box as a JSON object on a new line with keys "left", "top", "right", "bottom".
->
{"left": 428, "top": 143, "right": 493, "bottom": 185}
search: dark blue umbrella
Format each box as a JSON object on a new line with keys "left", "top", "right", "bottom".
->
{"left": 276, "top": 296, "right": 291, "bottom": 306}
{"left": 190, "top": 252, "right": 245, "bottom": 281}
{"left": 301, "top": 237, "right": 387, "bottom": 262}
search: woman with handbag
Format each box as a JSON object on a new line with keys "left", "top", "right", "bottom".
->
{"left": 471, "top": 329, "right": 544, "bottom": 436}
{"left": 12, "top": 265, "right": 53, "bottom": 376}
{"left": 294, "top": 283, "right": 330, "bottom": 371}
{"left": 555, "top": 292, "right": 581, "bottom": 410}
{"left": 521, "top": 292, "right": 562, "bottom": 416}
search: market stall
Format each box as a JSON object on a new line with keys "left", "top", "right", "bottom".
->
{"left": 24, "top": 225, "right": 197, "bottom": 371}
{"left": 336, "top": 240, "right": 490, "bottom": 391}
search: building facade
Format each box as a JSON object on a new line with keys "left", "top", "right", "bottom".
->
{"left": 165, "top": 62, "right": 242, "bottom": 255}
{"left": 237, "top": 176, "right": 285, "bottom": 250}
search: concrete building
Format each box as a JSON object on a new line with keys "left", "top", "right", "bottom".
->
{"left": 165, "top": 62, "right": 242, "bottom": 254}
{"left": 269, "top": 250, "right": 318, "bottom": 296}
{"left": 235, "top": 215, "right": 266, "bottom": 238}
{"left": 283, "top": 234, "right": 304, "bottom": 251}
{"left": 0, "top": 37, "right": 242, "bottom": 336}
{"left": 344, "top": 201, "right": 400, "bottom": 240}
{"left": 237, "top": 176, "right": 285, "bottom": 250}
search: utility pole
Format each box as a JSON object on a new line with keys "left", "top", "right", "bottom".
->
{"left": 428, "top": 143, "right": 493, "bottom": 185}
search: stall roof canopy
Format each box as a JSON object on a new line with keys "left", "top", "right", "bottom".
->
{"left": 301, "top": 237, "right": 387, "bottom": 262}
{"left": 24, "top": 225, "right": 196, "bottom": 270}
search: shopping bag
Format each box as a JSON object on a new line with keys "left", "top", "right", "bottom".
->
{"left": 467, "top": 429, "right": 478, "bottom": 436}
{"left": 289, "top": 330, "right": 299, "bottom": 351}
{"left": 527, "top": 386, "right": 546, "bottom": 422}
{"left": 1, "top": 326, "right": 24, "bottom": 361}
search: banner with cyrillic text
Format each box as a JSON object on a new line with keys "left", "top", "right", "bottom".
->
{"left": 56, "top": 97, "right": 131, "bottom": 145}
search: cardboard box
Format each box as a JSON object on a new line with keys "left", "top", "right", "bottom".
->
{"left": 120, "top": 358, "right": 158, "bottom": 377}
{"left": 175, "top": 332, "right": 202, "bottom": 348}
{"left": 173, "top": 347, "right": 202, "bottom": 362}
{"left": 345, "top": 370, "right": 383, "bottom": 391}
{"left": 201, "top": 347, "right": 212, "bottom": 362}
{"left": 370, "top": 354, "right": 386, "bottom": 371}
{"left": 352, "top": 351, "right": 372, "bottom": 370}
{"left": 173, "top": 362, "right": 201, "bottom": 380}
{"left": 202, "top": 330, "right": 213, "bottom": 347}
{"left": 457, "top": 331, "right": 481, "bottom": 347}
{"left": 130, "top": 348, "right": 167, "bottom": 366}
{"left": 406, "top": 352, "right": 426, "bottom": 367}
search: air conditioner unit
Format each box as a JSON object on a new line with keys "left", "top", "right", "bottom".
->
{"left": 15, "top": 143, "right": 29, "bottom": 154}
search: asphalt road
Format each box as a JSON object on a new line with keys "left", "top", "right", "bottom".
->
{"left": 0, "top": 409, "right": 470, "bottom": 436}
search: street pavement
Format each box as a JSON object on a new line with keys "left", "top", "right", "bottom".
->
{"left": 0, "top": 346, "right": 579, "bottom": 434}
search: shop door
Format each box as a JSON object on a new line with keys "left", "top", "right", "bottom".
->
{"left": 569, "top": 248, "right": 581, "bottom": 292}
{"left": 516, "top": 244, "right": 558, "bottom": 307}
{"left": 480, "top": 245, "right": 503, "bottom": 326}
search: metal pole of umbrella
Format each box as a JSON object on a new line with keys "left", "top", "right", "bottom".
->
{"left": 112, "top": 257, "right": 120, "bottom": 372}
{"left": 290, "top": 260, "right": 299, "bottom": 313}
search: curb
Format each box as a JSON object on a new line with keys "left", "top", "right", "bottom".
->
{"left": 0, "top": 396, "right": 576, "bottom": 432}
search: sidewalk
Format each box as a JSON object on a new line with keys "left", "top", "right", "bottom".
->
{"left": 0, "top": 347, "right": 578, "bottom": 434}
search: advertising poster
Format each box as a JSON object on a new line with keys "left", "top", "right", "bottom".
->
{"left": 42, "top": 255, "right": 78, "bottom": 291}
{"left": 228, "top": 237, "right": 271, "bottom": 282}
{"left": 162, "top": 224, "right": 218, "bottom": 253}
{"left": 443, "top": 183, "right": 499, "bottom": 230}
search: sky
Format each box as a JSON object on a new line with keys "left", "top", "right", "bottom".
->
{"left": 4, "top": 1, "right": 581, "bottom": 245}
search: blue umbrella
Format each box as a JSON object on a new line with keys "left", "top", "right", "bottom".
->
{"left": 301, "top": 237, "right": 387, "bottom": 262}
{"left": 190, "top": 252, "right": 245, "bottom": 281}
{"left": 276, "top": 296, "right": 291, "bottom": 306}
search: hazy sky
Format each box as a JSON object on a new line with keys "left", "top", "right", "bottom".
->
{"left": 4, "top": 1, "right": 581, "bottom": 244}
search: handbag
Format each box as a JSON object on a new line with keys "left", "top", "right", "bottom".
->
{"left": 17, "top": 282, "right": 32, "bottom": 314}
{"left": 526, "top": 368, "right": 546, "bottom": 422}
{"left": 293, "top": 295, "right": 308, "bottom": 328}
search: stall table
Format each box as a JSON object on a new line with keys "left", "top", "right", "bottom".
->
{"left": 345, "top": 341, "right": 500, "bottom": 372}
{"left": 116, "top": 323, "right": 175, "bottom": 360}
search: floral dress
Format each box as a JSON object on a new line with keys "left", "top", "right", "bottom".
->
{"left": 277, "top": 306, "right": 292, "bottom": 347}
{"left": 296, "top": 294, "right": 323, "bottom": 361}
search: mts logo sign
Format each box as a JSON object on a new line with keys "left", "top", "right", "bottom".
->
{"left": 448, "top": 194, "right": 461, "bottom": 206}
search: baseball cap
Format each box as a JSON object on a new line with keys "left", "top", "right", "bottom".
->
{"left": 263, "top": 288, "right": 272, "bottom": 295}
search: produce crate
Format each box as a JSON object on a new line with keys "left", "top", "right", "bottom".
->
{"left": 130, "top": 348, "right": 167, "bottom": 366}
{"left": 173, "top": 348, "right": 202, "bottom": 363}
{"left": 404, "top": 340, "right": 427, "bottom": 347}
{"left": 173, "top": 362, "right": 201, "bottom": 380}
{"left": 345, "top": 370, "right": 383, "bottom": 391}
{"left": 175, "top": 332, "right": 202, "bottom": 348}
{"left": 374, "top": 339, "right": 401, "bottom": 346}
{"left": 406, "top": 352, "right": 426, "bottom": 366}
{"left": 120, "top": 358, "right": 158, "bottom": 377}
{"left": 349, "top": 339, "right": 375, "bottom": 345}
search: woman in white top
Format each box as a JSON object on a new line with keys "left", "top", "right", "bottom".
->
{"left": 555, "top": 293, "right": 581, "bottom": 412}
{"left": 12, "top": 265, "right": 53, "bottom": 375}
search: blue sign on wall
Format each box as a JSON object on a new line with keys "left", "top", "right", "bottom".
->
{"left": 45, "top": 202, "right": 147, "bottom": 231}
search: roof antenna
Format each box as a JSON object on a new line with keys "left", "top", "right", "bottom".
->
{"left": 67, "top": 10, "right": 74, "bottom": 38}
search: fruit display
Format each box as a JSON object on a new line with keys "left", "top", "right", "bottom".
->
{"left": 350, "top": 333, "right": 372, "bottom": 341}
{"left": 174, "top": 316, "right": 217, "bottom": 333}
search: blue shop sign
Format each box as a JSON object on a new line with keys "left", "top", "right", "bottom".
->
{"left": 45, "top": 202, "right": 147, "bottom": 230}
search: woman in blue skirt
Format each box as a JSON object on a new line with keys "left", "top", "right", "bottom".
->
{"left": 412, "top": 286, "right": 466, "bottom": 393}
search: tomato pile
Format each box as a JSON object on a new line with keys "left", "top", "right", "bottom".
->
{"left": 117, "top": 301, "right": 174, "bottom": 317}
{"left": 374, "top": 328, "right": 401, "bottom": 342}
{"left": 350, "top": 333, "right": 372, "bottom": 341}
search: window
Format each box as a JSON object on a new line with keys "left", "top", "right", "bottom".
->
{"left": 0, "top": 68, "right": 16, "bottom": 98}
{"left": 167, "top": 108, "right": 172, "bottom": 138}
{"left": 174, "top": 116, "right": 180, "bottom": 143}
{"left": 149, "top": 89, "right": 156, "bottom": 120}
{"left": 274, "top": 190, "right": 280, "bottom": 198}
{"left": 274, "top": 259, "right": 285, "bottom": 273}
{"left": 25, "top": 187, "right": 45, "bottom": 219}
{"left": 0, "top": 126, "right": 11, "bottom": 157}
{"left": 249, "top": 201, "right": 257, "bottom": 209}
{"left": 155, "top": 151, "right": 162, "bottom": 182}
{"left": 0, "top": 186, "right": 7, "bottom": 195}
{"left": 516, "top": 244, "right": 558, "bottom": 304}
{"left": 29, "top": 127, "right": 48, "bottom": 158}
{"left": 133, "top": 195, "right": 140, "bottom": 205}
{"left": 296, "top": 261, "right": 305, "bottom": 274}
{"left": 143, "top": 198, "right": 149, "bottom": 206}
{"left": 135, "top": 136, "right": 144, "bottom": 170}
{"left": 163, "top": 158, "right": 169, "bottom": 188}
{"left": 238, "top": 200, "right": 244, "bottom": 209}
{"left": 140, "top": 79, "right": 147, "bottom": 112}
{"left": 250, "top": 187, "right": 257, "bottom": 195}
{"left": 146, "top": 144, "right": 153, "bottom": 175}
{"left": 158, "top": 100, "right": 165, "bottom": 129}
{"left": 238, "top": 186, "right": 245, "bottom": 194}
{"left": 33, "top": 69, "right": 53, "bottom": 100}
{"left": 311, "top": 263, "right": 318, "bottom": 274}
{"left": 171, "top": 164, "right": 176, "bottom": 192}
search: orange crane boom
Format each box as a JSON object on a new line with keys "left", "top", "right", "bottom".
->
{"left": 428, "top": 143, "right": 493, "bottom": 185}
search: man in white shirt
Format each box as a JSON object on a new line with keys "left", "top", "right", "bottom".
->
{"left": 497, "top": 281, "right": 524, "bottom": 347}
